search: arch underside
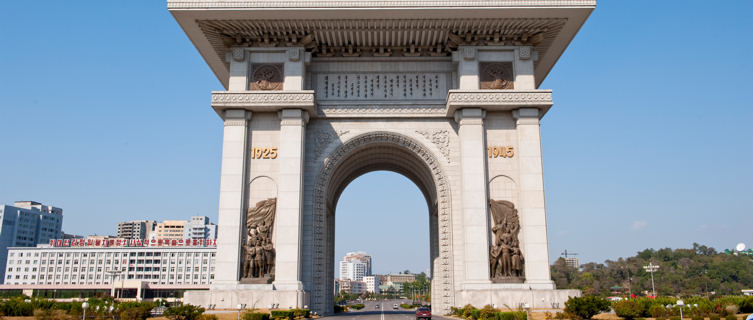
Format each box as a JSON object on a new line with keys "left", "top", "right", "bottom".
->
{"left": 310, "top": 132, "right": 454, "bottom": 315}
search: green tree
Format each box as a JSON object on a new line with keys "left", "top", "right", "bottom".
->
{"left": 564, "top": 296, "right": 610, "bottom": 319}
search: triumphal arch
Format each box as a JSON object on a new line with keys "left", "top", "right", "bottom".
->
{"left": 169, "top": 0, "right": 594, "bottom": 315}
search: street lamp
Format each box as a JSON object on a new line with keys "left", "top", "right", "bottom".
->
{"left": 523, "top": 303, "right": 530, "bottom": 320}
{"left": 643, "top": 262, "right": 660, "bottom": 297}
{"left": 82, "top": 302, "right": 90, "bottom": 320}
{"left": 676, "top": 300, "right": 684, "bottom": 319}
{"left": 237, "top": 304, "right": 243, "bottom": 320}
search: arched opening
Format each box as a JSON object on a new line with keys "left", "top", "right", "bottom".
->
{"left": 311, "top": 132, "right": 454, "bottom": 315}
{"left": 334, "top": 171, "right": 430, "bottom": 307}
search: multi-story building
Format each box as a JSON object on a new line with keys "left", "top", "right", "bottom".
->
{"left": 342, "top": 251, "right": 372, "bottom": 275}
{"left": 182, "top": 216, "right": 217, "bottom": 240}
{"left": 363, "top": 275, "right": 380, "bottom": 293}
{"left": 117, "top": 220, "right": 156, "bottom": 240}
{"left": 154, "top": 220, "right": 187, "bottom": 240}
{"left": 384, "top": 273, "right": 415, "bottom": 283}
{"left": 339, "top": 251, "right": 371, "bottom": 282}
{"left": 0, "top": 201, "right": 63, "bottom": 282}
{"left": 565, "top": 257, "right": 580, "bottom": 269}
{"left": 1, "top": 238, "right": 216, "bottom": 299}
{"left": 339, "top": 260, "right": 367, "bottom": 281}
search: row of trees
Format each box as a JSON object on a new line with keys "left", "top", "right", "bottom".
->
{"left": 551, "top": 243, "right": 753, "bottom": 296}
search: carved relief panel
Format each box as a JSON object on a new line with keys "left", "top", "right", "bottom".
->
{"left": 241, "top": 198, "right": 277, "bottom": 283}
{"left": 480, "top": 62, "right": 514, "bottom": 90}
{"left": 489, "top": 199, "right": 525, "bottom": 283}
{"left": 249, "top": 63, "right": 283, "bottom": 91}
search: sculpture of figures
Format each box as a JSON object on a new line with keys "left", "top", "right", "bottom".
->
{"left": 489, "top": 199, "right": 525, "bottom": 282}
{"left": 241, "top": 198, "right": 277, "bottom": 280}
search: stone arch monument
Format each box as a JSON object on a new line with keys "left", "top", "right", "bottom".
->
{"left": 169, "top": 0, "right": 595, "bottom": 315}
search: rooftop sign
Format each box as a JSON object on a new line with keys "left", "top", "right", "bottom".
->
{"left": 48, "top": 238, "right": 216, "bottom": 248}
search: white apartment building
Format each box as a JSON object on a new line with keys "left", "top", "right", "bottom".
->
{"left": 0, "top": 201, "right": 63, "bottom": 282}
{"left": 363, "top": 275, "right": 380, "bottom": 294}
{"left": 3, "top": 240, "right": 216, "bottom": 289}
{"left": 183, "top": 216, "right": 217, "bottom": 240}
{"left": 342, "top": 251, "right": 372, "bottom": 275}
{"left": 339, "top": 260, "right": 367, "bottom": 281}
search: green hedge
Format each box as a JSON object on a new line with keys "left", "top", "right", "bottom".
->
{"left": 270, "top": 309, "right": 310, "bottom": 319}
{"left": 350, "top": 304, "right": 365, "bottom": 310}
{"left": 242, "top": 312, "right": 270, "bottom": 320}
{"left": 448, "top": 305, "right": 525, "bottom": 320}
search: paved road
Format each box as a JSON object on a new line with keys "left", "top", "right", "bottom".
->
{"left": 323, "top": 299, "right": 449, "bottom": 320}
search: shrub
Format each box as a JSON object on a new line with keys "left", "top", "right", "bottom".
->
{"left": 650, "top": 305, "right": 668, "bottom": 318}
{"left": 614, "top": 300, "right": 642, "bottom": 320}
{"left": 401, "top": 304, "right": 414, "bottom": 310}
{"left": 669, "top": 317, "right": 680, "bottom": 320}
{"left": 291, "top": 309, "right": 310, "bottom": 318}
{"left": 117, "top": 304, "right": 152, "bottom": 320}
{"left": 496, "top": 311, "right": 526, "bottom": 320}
{"left": 460, "top": 305, "right": 477, "bottom": 318}
{"left": 656, "top": 317, "right": 666, "bottom": 320}
{"left": 709, "top": 314, "right": 720, "bottom": 320}
{"left": 724, "top": 315, "right": 737, "bottom": 320}
{"left": 349, "top": 304, "right": 365, "bottom": 310}
{"left": 554, "top": 312, "right": 566, "bottom": 320}
{"left": 478, "top": 305, "right": 497, "bottom": 320}
{"left": 470, "top": 309, "right": 481, "bottom": 320}
{"left": 163, "top": 304, "right": 205, "bottom": 320}
{"left": 635, "top": 318, "right": 645, "bottom": 320}
{"left": 564, "top": 296, "right": 611, "bottom": 319}
{"left": 270, "top": 310, "right": 295, "bottom": 320}
{"left": 333, "top": 305, "right": 345, "bottom": 313}
{"left": 691, "top": 316, "right": 703, "bottom": 320}
{"left": 200, "top": 315, "right": 218, "bottom": 320}
{"left": 243, "top": 312, "right": 270, "bottom": 320}
{"left": 34, "top": 309, "right": 71, "bottom": 320}
{"left": 740, "top": 296, "right": 753, "bottom": 313}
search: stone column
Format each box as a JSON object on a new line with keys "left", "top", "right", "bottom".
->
{"left": 513, "top": 107, "right": 555, "bottom": 289}
{"left": 213, "top": 109, "right": 251, "bottom": 286}
{"left": 455, "top": 108, "right": 492, "bottom": 285}
{"left": 273, "top": 108, "right": 308, "bottom": 293}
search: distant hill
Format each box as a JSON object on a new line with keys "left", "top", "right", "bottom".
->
{"left": 550, "top": 243, "right": 753, "bottom": 296}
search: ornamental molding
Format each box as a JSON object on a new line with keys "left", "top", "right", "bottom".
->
{"left": 415, "top": 129, "right": 451, "bottom": 163}
{"left": 211, "top": 91, "right": 316, "bottom": 114}
{"left": 317, "top": 104, "right": 446, "bottom": 118}
{"left": 168, "top": 1, "right": 597, "bottom": 9}
{"left": 311, "top": 131, "right": 455, "bottom": 314}
{"left": 445, "top": 89, "right": 553, "bottom": 117}
{"left": 307, "top": 128, "right": 350, "bottom": 161}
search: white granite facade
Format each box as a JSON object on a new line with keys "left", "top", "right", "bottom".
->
{"left": 172, "top": 1, "right": 594, "bottom": 315}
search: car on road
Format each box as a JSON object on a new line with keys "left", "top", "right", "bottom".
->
{"left": 375, "top": 304, "right": 380, "bottom": 309}
{"left": 416, "top": 307, "right": 431, "bottom": 320}
{"left": 393, "top": 304, "right": 399, "bottom": 310}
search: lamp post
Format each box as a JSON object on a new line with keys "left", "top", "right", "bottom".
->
{"left": 237, "top": 304, "right": 242, "bottom": 320}
{"left": 82, "top": 302, "right": 90, "bottom": 320}
{"left": 106, "top": 269, "right": 124, "bottom": 300}
{"left": 676, "top": 300, "right": 684, "bottom": 320}
{"left": 523, "top": 303, "right": 530, "bottom": 320}
{"left": 643, "top": 262, "right": 659, "bottom": 297}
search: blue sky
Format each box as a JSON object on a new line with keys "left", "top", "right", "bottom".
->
{"left": 0, "top": 1, "right": 751, "bottom": 275}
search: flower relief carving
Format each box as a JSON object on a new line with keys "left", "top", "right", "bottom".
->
{"left": 250, "top": 63, "right": 283, "bottom": 91}
{"left": 309, "top": 128, "right": 350, "bottom": 161}
{"left": 415, "top": 129, "right": 450, "bottom": 162}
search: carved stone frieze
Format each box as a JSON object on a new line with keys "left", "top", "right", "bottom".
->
{"left": 445, "top": 90, "right": 553, "bottom": 116}
{"left": 250, "top": 64, "right": 283, "bottom": 91}
{"left": 489, "top": 199, "right": 524, "bottom": 283}
{"left": 211, "top": 91, "right": 316, "bottom": 115}
{"left": 415, "top": 129, "right": 451, "bottom": 163}
{"left": 317, "top": 105, "right": 446, "bottom": 118}
{"left": 308, "top": 128, "right": 350, "bottom": 161}
{"left": 241, "top": 198, "right": 277, "bottom": 283}
{"left": 480, "top": 62, "right": 514, "bottom": 90}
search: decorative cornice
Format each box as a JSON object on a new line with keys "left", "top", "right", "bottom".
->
{"left": 168, "top": 0, "right": 597, "bottom": 9}
{"left": 445, "top": 89, "right": 553, "bottom": 117}
{"left": 211, "top": 91, "right": 316, "bottom": 115}
{"left": 317, "top": 104, "right": 446, "bottom": 118}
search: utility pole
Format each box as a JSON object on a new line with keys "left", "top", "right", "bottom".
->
{"left": 643, "top": 262, "right": 660, "bottom": 297}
